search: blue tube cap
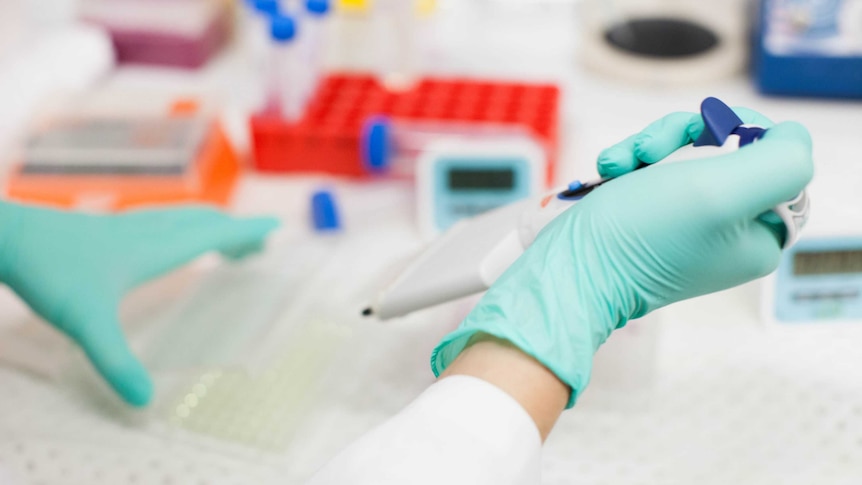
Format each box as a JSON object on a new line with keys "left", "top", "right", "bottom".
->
{"left": 271, "top": 14, "right": 296, "bottom": 42}
{"left": 311, "top": 190, "right": 342, "bottom": 232}
{"left": 361, "top": 116, "right": 392, "bottom": 174}
{"left": 254, "top": 0, "right": 280, "bottom": 15}
{"left": 306, "top": 0, "right": 331, "bottom": 15}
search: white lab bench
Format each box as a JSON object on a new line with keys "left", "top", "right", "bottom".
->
{"left": 2, "top": 3, "right": 862, "bottom": 484}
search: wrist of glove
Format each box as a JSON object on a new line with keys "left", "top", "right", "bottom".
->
{"left": 432, "top": 218, "right": 619, "bottom": 408}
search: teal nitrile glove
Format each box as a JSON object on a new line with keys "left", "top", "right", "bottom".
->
{"left": 0, "top": 203, "right": 279, "bottom": 407}
{"left": 431, "top": 109, "right": 813, "bottom": 408}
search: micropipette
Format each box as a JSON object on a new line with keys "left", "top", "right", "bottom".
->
{"left": 363, "top": 97, "right": 811, "bottom": 320}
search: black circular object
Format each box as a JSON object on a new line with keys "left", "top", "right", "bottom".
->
{"left": 604, "top": 17, "right": 719, "bottom": 59}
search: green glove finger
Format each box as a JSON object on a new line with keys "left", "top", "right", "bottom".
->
{"left": 599, "top": 108, "right": 778, "bottom": 178}
{"left": 121, "top": 205, "right": 227, "bottom": 233}
{"left": 635, "top": 107, "right": 775, "bottom": 164}
{"left": 597, "top": 134, "right": 641, "bottom": 178}
{"left": 74, "top": 311, "right": 153, "bottom": 407}
{"left": 597, "top": 112, "right": 697, "bottom": 177}
{"left": 135, "top": 216, "right": 280, "bottom": 284}
{"left": 198, "top": 216, "right": 280, "bottom": 260}
{"left": 690, "top": 121, "right": 813, "bottom": 220}
{"left": 220, "top": 240, "right": 266, "bottom": 261}
{"left": 630, "top": 112, "right": 700, "bottom": 164}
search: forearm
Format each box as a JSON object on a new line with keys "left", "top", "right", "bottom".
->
{"left": 440, "top": 334, "right": 570, "bottom": 441}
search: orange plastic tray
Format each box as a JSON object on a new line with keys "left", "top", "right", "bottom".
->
{"left": 5, "top": 122, "right": 240, "bottom": 211}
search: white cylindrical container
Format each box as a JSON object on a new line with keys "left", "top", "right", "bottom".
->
{"left": 269, "top": 14, "right": 305, "bottom": 121}
{"left": 245, "top": 0, "right": 282, "bottom": 111}
{"left": 373, "top": 0, "right": 419, "bottom": 90}
{"left": 301, "top": 0, "right": 332, "bottom": 101}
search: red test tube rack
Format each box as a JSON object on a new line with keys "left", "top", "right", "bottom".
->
{"left": 249, "top": 73, "right": 560, "bottom": 182}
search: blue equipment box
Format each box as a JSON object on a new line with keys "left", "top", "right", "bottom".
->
{"left": 753, "top": 0, "right": 862, "bottom": 98}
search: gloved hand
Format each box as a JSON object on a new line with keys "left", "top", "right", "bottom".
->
{"left": 0, "top": 203, "right": 279, "bottom": 406}
{"left": 432, "top": 109, "right": 813, "bottom": 408}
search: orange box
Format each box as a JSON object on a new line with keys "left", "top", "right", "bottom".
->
{"left": 5, "top": 122, "right": 240, "bottom": 211}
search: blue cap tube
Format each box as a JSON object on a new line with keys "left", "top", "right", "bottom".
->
{"left": 311, "top": 189, "right": 342, "bottom": 231}
{"left": 254, "top": 0, "right": 280, "bottom": 16}
{"left": 306, "top": 0, "right": 331, "bottom": 15}
{"left": 270, "top": 14, "right": 297, "bottom": 42}
{"left": 361, "top": 116, "right": 393, "bottom": 173}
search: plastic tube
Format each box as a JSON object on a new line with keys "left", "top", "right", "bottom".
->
{"left": 301, "top": 0, "right": 331, "bottom": 100}
{"left": 250, "top": 0, "right": 282, "bottom": 55}
{"left": 269, "top": 14, "right": 305, "bottom": 121}
{"left": 244, "top": 0, "right": 281, "bottom": 111}
{"left": 372, "top": 0, "right": 419, "bottom": 90}
{"left": 361, "top": 116, "right": 534, "bottom": 178}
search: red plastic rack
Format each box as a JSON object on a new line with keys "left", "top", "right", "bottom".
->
{"left": 250, "top": 74, "right": 560, "bottom": 180}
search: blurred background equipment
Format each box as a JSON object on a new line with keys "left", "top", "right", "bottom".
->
{"left": 578, "top": 0, "right": 750, "bottom": 85}
{"left": 330, "top": 0, "right": 439, "bottom": 88}
{"left": 0, "top": 24, "right": 114, "bottom": 155}
{"left": 769, "top": 237, "right": 862, "bottom": 322}
{"left": 753, "top": 0, "right": 862, "bottom": 98}
{"left": 763, "top": 109, "right": 862, "bottom": 323}
{"left": 414, "top": 138, "right": 546, "bottom": 236}
{"left": 80, "top": 0, "right": 234, "bottom": 69}
{"left": 5, "top": 93, "right": 240, "bottom": 211}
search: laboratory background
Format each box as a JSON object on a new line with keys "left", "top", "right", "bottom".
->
{"left": 0, "top": 0, "right": 861, "bottom": 483}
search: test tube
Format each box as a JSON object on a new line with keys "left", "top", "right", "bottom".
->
{"left": 301, "top": 0, "right": 331, "bottom": 100}
{"left": 245, "top": 0, "right": 281, "bottom": 111}
{"left": 362, "top": 116, "right": 534, "bottom": 178}
{"left": 249, "top": 0, "right": 281, "bottom": 53}
{"left": 269, "top": 14, "right": 305, "bottom": 121}
{"left": 372, "top": 0, "right": 419, "bottom": 90}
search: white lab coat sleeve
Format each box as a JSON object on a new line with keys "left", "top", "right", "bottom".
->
{"left": 304, "top": 375, "right": 543, "bottom": 485}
